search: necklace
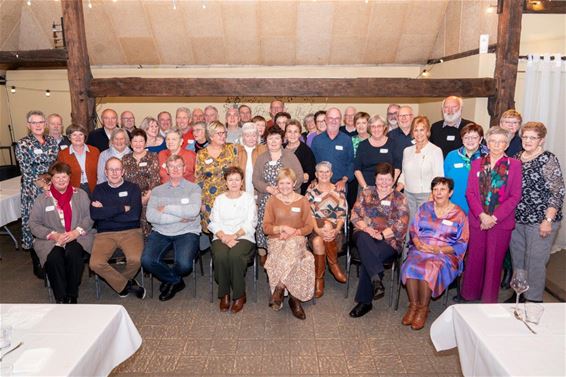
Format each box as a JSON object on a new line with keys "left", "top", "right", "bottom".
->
{"left": 434, "top": 203, "right": 453, "bottom": 218}
{"left": 520, "top": 148, "right": 543, "bottom": 162}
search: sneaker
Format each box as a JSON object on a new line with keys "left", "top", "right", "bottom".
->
{"left": 129, "top": 279, "right": 146, "bottom": 300}
{"left": 118, "top": 281, "right": 130, "bottom": 298}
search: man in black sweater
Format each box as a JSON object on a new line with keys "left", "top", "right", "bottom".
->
{"left": 89, "top": 157, "right": 145, "bottom": 299}
{"left": 86, "top": 108, "right": 118, "bottom": 152}
{"left": 429, "top": 96, "right": 473, "bottom": 157}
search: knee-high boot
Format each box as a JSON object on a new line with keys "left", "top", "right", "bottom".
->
{"left": 412, "top": 280, "right": 432, "bottom": 330}
{"left": 314, "top": 254, "right": 326, "bottom": 298}
{"left": 325, "top": 240, "right": 346, "bottom": 283}
{"left": 402, "top": 278, "right": 419, "bottom": 326}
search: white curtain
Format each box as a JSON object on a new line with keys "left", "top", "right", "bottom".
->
{"left": 522, "top": 54, "right": 566, "bottom": 252}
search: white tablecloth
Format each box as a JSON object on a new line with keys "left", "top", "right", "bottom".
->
{"left": 0, "top": 304, "right": 142, "bottom": 376}
{"left": 0, "top": 176, "right": 21, "bottom": 227}
{"left": 430, "top": 303, "right": 566, "bottom": 377}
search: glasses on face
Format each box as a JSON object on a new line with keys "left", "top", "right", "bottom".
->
{"left": 326, "top": 117, "right": 341, "bottom": 122}
{"left": 502, "top": 120, "right": 520, "bottom": 125}
{"left": 398, "top": 114, "right": 412, "bottom": 118}
{"left": 463, "top": 135, "right": 480, "bottom": 141}
{"left": 167, "top": 165, "right": 184, "bottom": 170}
{"left": 106, "top": 168, "right": 123, "bottom": 173}
{"left": 387, "top": 112, "right": 398, "bottom": 116}
{"left": 215, "top": 131, "right": 226, "bottom": 136}
{"left": 29, "top": 121, "right": 46, "bottom": 125}
{"left": 521, "top": 135, "right": 540, "bottom": 141}
{"left": 488, "top": 139, "right": 507, "bottom": 145}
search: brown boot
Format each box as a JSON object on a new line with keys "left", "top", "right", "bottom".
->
{"left": 219, "top": 294, "right": 230, "bottom": 312}
{"left": 270, "top": 285, "right": 284, "bottom": 311}
{"left": 288, "top": 295, "right": 306, "bottom": 320}
{"left": 230, "top": 295, "right": 246, "bottom": 314}
{"left": 402, "top": 303, "right": 418, "bottom": 326}
{"left": 314, "top": 254, "right": 326, "bottom": 298}
{"left": 411, "top": 304, "right": 429, "bottom": 330}
{"left": 325, "top": 240, "right": 346, "bottom": 283}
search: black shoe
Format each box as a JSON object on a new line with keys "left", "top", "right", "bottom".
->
{"left": 372, "top": 279, "right": 385, "bottom": 300}
{"left": 33, "top": 264, "right": 45, "bottom": 280}
{"left": 129, "top": 279, "right": 146, "bottom": 299}
{"left": 68, "top": 297, "right": 78, "bottom": 304}
{"left": 349, "top": 303, "right": 373, "bottom": 318}
{"left": 118, "top": 281, "right": 131, "bottom": 298}
{"left": 504, "top": 293, "right": 526, "bottom": 304}
{"left": 501, "top": 268, "right": 512, "bottom": 289}
{"left": 159, "top": 279, "right": 185, "bottom": 301}
{"left": 159, "top": 282, "right": 168, "bottom": 293}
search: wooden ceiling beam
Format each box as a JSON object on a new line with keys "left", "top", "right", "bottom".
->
{"left": 89, "top": 77, "right": 496, "bottom": 98}
{"left": 523, "top": 0, "right": 566, "bottom": 14}
{"left": 0, "top": 49, "right": 67, "bottom": 67}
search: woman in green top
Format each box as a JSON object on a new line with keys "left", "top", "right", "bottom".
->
{"left": 351, "top": 112, "right": 370, "bottom": 157}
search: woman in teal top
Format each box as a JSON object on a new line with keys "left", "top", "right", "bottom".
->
{"left": 443, "top": 123, "right": 488, "bottom": 214}
{"left": 351, "top": 112, "right": 370, "bottom": 157}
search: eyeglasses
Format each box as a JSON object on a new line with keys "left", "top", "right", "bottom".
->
{"left": 463, "top": 135, "right": 480, "bottom": 141}
{"left": 387, "top": 112, "right": 398, "bottom": 116}
{"left": 488, "top": 140, "right": 507, "bottom": 145}
{"left": 398, "top": 114, "right": 413, "bottom": 118}
{"left": 215, "top": 131, "right": 226, "bottom": 136}
{"left": 326, "top": 117, "right": 341, "bottom": 122}
{"left": 521, "top": 135, "right": 540, "bottom": 141}
{"left": 167, "top": 165, "right": 184, "bottom": 170}
{"left": 29, "top": 121, "right": 46, "bottom": 125}
{"left": 106, "top": 168, "right": 123, "bottom": 173}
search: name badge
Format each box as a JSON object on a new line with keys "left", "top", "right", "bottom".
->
{"left": 205, "top": 158, "right": 213, "bottom": 164}
{"left": 45, "top": 205, "right": 55, "bottom": 212}
{"left": 188, "top": 140, "right": 195, "bottom": 144}
{"left": 447, "top": 135, "right": 456, "bottom": 141}
{"left": 381, "top": 200, "right": 391, "bottom": 206}
{"left": 314, "top": 197, "right": 322, "bottom": 202}
{"left": 291, "top": 207, "right": 301, "bottom": 213}
{"left": 335, "top": 145, "right": 343, "bottom": 151}
{"left": 477, "top": 171, "right": 480, "bottom": 177}
{"left": 442, "top": 219, "right": 454, "bottom": 226}
{"left": 119, "top": 191, "right": 128, "bottom": 197}
{"left": 268, "top": 161, "right": 277, "bottom": 166}
{"left": 60, "top": 145, "right": 68, "bottom": 150}
{"left": 138, "top": 162, "right": 147, "bottom": 167}
{"left": 181, "top": 198, "right": 189, "bottom": 204}
{"left": 379, "top": 148, "right": 389, "bottom": 154}
{"left": 162, "top": 163, "right": 166, "bottom": 169}
{"left": 411, "top": 139, "right": 416, "bottom": 144}
{"left": 453, "top": 163, "right": 464, "bottom": 168}
{"left": 33, "top": 148, "right": 43, "bottom": 155}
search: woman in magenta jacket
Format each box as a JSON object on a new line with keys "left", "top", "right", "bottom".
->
{"left": 461, "top": 126, "right": 522, "bottom": 303}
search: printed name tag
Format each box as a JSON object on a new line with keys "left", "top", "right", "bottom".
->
{"left": 453, "top": 163, "right": 464, "bottom": 168}
{"left": 205, "top": 158, "right": 213, "bottom": 164}
{"left": 33, "top": 148, "right": 43, "bottom": 155}
{"left": 187, "top": 140, "right": 195, "bottom": 144}
{"left": 119, "top": 191, "right": 128, "bottom": 197}
{"left": 139, "top": 162, "right": 147, "bottom": 167}
{"left": 181, "top": 198, "right": 189, "bottom": 204}
{"left": 379, "top": 148, "right": 389, "bottom": 154}
{"left": 268, "top": 161, "right": 277, "bottom": 166}
{"left": 442, "top": 219, "right": 454, "bottom": 226}
{"left": 291, "top": 207, "right": 301, "bottom": 213}
{"left": 411, "top": 139, "right": 416, "bottom": 144}
{"left": 477, "top": 171, "right": 480, "bottom": 177}
{"left": 60, "top": 145, "right": 68, "bottom": 150}
{"left": 381, "top": 200, "right": 391, "bottom": 206}
{"left": 447, "top": 135, "right": 456, "bottom": 141}
{"left": 162, "top": 163, "right": 166, "bottom": 169}
{"left": 45, "top": 206, "right": 55, "bottom": 212}
{"left": 314, "top": 197, "right": 322, "bottom": 202}
{"left": 335, "top": 145, "right": 344, "bottom": 151}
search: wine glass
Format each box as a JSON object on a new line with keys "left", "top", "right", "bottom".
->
{"left": 509, "top": 269, "right": 529, "bottom": 315}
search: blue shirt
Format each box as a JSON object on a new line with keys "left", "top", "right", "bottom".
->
{"left": 311, "top": 131, "right": 354, "bottom": 183}
{"left": 388, "top": 127, "right": 414, "bottom": 167}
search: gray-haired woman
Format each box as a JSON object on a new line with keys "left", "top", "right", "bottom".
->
{"left": 97, "top": 128, "right": 131, "bottom": 184}
{"left": 236, "top": 122, "right": 267, "bottom": 195}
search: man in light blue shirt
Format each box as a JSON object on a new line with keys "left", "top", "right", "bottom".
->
{"left": 141, "top": 154, "right": 202, "bottom": 301}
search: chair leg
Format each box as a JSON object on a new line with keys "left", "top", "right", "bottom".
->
{"left": 95, "top": 275, "right": 101, "bottom": 300}
{"left": 149, "top": 273, "right": 154, "bottom": 299}
{"left": 199, "top": 252, "right": 204, "bottom": 276}
{"left": 193, "top": 255, "right": 197, "bottom": 298}
{"left": 253, "top": 253, "right": 258, "bottom": 303}
{"left": 209, "top": 257, "right": 214, "bottom": 303}
{"left": 388, "top": 263, "right": 395, "bottom": 308}
{"left": 46, "top": 276, "right": 54, "bottom": 303}
{"left": 344, "top": 250, "right": 351, "bottom": 299}
{"left": 394, "top": 274, "right": 402, "bottom": 311}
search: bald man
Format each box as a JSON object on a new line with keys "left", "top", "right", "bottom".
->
{"left": 87, "top": 108, "right": 118, "bottom": 152}
{"left": 266, "top": 100, "right": 284, "bottom": 129}
{"left": 340, "top": 106, "right": 357, "bottom": 137}
{"left": 429, "top": 96, "right": 473, "bottom": 157}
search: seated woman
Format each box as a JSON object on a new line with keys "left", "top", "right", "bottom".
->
{"left": 208, "top": 166, "right": 257, "bottom": 313}
{"left": 29, "top": 162, "right": 95, "bottom": 303}
{"left": 349, "top": 163, "right": 409, "bottom": 318}
{"left": 305, "top": 161, "right": 347, "bottom": 298}
{"left": 264, "top": 168, "right": 314, "bottom": 320}
{"left": 400, "top": 177, "right": 469, "bottom": 330}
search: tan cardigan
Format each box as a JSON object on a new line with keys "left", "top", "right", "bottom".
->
{"left": 236, "top": 144, "right": 267, "bottom": 192}
{"left": 252, "top": 149, "right": 304, "bottom": 194}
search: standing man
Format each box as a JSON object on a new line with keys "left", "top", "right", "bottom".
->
{"left": 225, "top": 106, "right": 241, "bottom": 143}
{"left": 388, "top": 105, "right": 415, "bottom": 170}
{"left": 266, "top": 100, "right": 284, "bottom": 129}
{"left": 386, "top": 104, "right": 400, "bottom": 130}
{"left": 47, "top": 113, "right": 70, "bottom": 150}
{"left": 120, "top": 111, "right": 136, "bottom": 138}
{"left": 204, "top": 105, "right": 219, "bottom": 124}
{"left": 311, "top": 107, "right": 354, "bottom": 192}
{"left": 340, "top": 106, "right": 357, "bottom": 137}
{"left": 429, "top": 96, "right": 472, "bottom": 157}
{"left": 176, "top": 107, "right": 195, "bottom": 150}
{"left": 142, "top": 154, "right": 202, "bottom": 301}
{"left": 157, "top": 111, "right": 172, "bottom": 138}
{"left": 87, "top": 108, "right": 118, "bottom": 152}
{"left": 89, "top": 157, "right": 146, "bottom": 299}
{"left": 239, "top": 104, "right": 253, "bottom": 124}
{"left": 192, "top": 108, "right": 205, "bottom": 124}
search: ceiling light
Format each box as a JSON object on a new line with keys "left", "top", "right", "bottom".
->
{"left": 486, "top": 5, "right": 497, "bottom": 13}
{"left": 88, "top": 0, "right": 92, "bottom": 9}
{"left": 421, "top": 69, "right": 430, "bottom": 78}
{"left": 10, "top": 86, "right": 16, "bottom": 94}
{"left": 27, "top": 0, "right": 31, "bottom": 5}
{"left": 45, "top": 90, "right": 51, "bottom": 97}
{"left": 172, "top": 0, "right": 176, "bottom": 10}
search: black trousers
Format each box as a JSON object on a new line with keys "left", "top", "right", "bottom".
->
{"left": 44, "top": 241, "right": 86, "bottom": 302}
{"left": 353, "top": 231, "right": 396, "bottom": 304}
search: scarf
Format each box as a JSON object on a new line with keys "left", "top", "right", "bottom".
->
{"left": 50, "top": 184, "right": 74, "bottom": 231}
{"left": 457, "top": 144, "right": 489, "bottom": 170}
{"left": 479, "top": 154, "right": 510, "bottom": 215}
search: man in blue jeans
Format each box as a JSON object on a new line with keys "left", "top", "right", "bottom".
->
{"left": 142, "top": 154, "right": 202, "bottom": 301}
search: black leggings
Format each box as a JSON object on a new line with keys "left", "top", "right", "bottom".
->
{"left": 44, "top": 241, "right": 86, "bottom": 302}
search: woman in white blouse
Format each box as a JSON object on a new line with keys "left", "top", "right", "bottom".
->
{"left": 236, "top": 122, "right": 266, "bottom": 196}
{"left": 397, "top": 116, "right": 444, "bottom": 220}
{"left": 208, "top": 166, "right": 258, "bottom": 314}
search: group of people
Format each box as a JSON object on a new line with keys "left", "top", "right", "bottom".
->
{"left": 15, "top": 96, "right": 564, "bottom": 328}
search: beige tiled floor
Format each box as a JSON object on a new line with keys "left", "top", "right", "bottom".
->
{"left": 1, "top": 223, "right": 561, "bottom": 376}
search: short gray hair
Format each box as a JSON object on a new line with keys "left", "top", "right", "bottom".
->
{"left": 111, "top": 128, "right": 130, "bottom": 144}
{"left": 26, "top": 110, "right": 45, "bottom": 122}
{"left": 164, "top": 128, "right": 182, "bottom": 139}
{"left": 485, "top": 126, "right": 511, "bottom": 143}
{"left": 241, "top": 122, "right": 258, "bottom": 135}
{"left": 176, "top": 107, "right": 191, "bottom": 117}
{"left": 315, "top": 161, "right": 333, "bottom": 172}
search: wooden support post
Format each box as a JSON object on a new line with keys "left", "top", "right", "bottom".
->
{"left": 61, "top": 0, "right": 95, "bottom": 131}
{"left": 489, "top": 0, "right": 523, "bottom": 126}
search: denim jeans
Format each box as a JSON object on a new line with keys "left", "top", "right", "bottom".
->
{"left": 141, "top": 231, "right": 199, "bottom": 284}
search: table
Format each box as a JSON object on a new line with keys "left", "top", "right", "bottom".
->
{"left": 430, "top": 303, "right": 566, "bottom": 376}
{"left": 0, "top": 176, "right": 22, "bottom": 250}
{"left": 0, "top": 304, "right": 142, "bottom": 376}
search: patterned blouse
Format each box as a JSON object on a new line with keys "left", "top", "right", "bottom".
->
{"left": 305, "top": 185, "right": 347, "bottom": 226}
{"left": 350, "top": 188, "right": 409, "bottom": 253}
{"left": 195, "top": 144, "right": 239, "bottom": 231}
{"left": 122, "top": 152, "right": 161, "bottom": 192}
{"left": 514, "top": 151, "right": 565, "bottom": 224}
